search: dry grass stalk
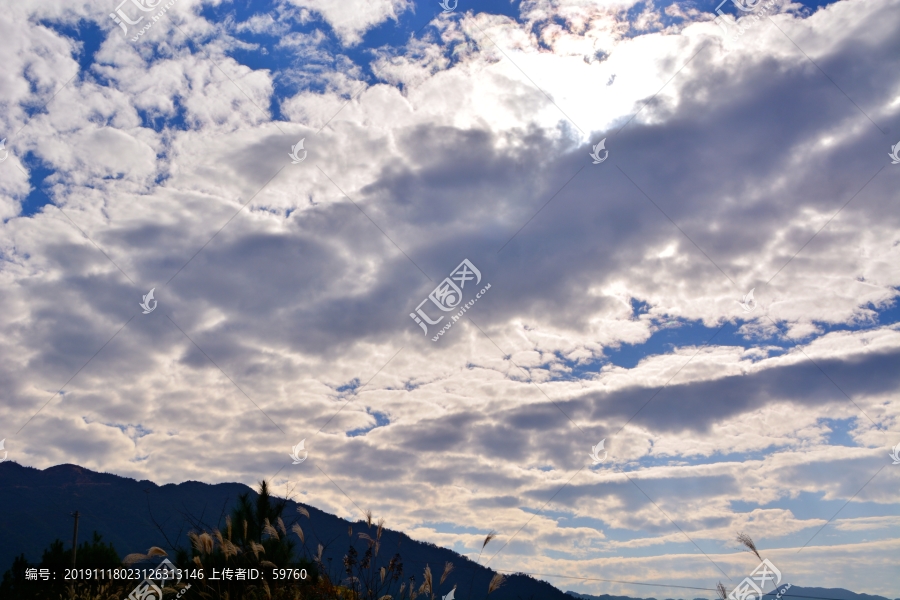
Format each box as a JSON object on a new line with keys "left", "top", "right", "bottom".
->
{"left": 440, "top": 562, "right": 453, "bottom": 586}
{"left": 250, "top": 541, "right": 266, "bottom": 558}
{"left": 296, "top": 505, "right": 310, "bottom": 519}
{"left": 716, "top": 582, "right": 728, "bottom": 600}
{"left": 482, "top": 531, "right": 497, "bottom": 550}
{"left": 736, "top": 532, "right": 761, "bottom": 560}
{"left": 222, "top": 539, "right": 240, "bottom": 559}
{"left": 423, "top": 564, "right": 433, "bottom": 595}
{"left": 359, "top": 531, "right": 381, "bottom": 556}
{"left": 475, "top": 530, "right": 498, "bottom": 564}
{"left": 121, "top": 553, "right": 144, "bottom": 565}
{"left": 277, "top": 516, "right": 287, "bottom": 537}
{"left": 381, "top": 566, "right": 386, "bottom": 584}
{"left": 123, "top": 546, "right": 169, "bottom": 565}
{"left": 487, "top": 573, "right": 505, "bottom": 595}
{"left": 366, "top": 510, "right": 373, "bottom": 527}
{"left": 292, "top": 522, "right": 305, "bottom": 544}
{"left": 188, "top": 532, "right": 214, "bottom": 555}
{"left": 225, "top": 515, "right": 232, "bottom": 540}
{"left": 263, "top": 518, "right": 280, "bottom": 540}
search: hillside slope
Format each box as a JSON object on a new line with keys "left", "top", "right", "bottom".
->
{"left": 0, "top": 461, "right": 568, "bottom": 600}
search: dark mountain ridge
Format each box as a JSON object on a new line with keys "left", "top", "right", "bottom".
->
{"left": 0, "top": 461, "right": 567, "bottom": 599}
{"left": 565, "top": 583, "right": 899, "bottom": 600}
{"left": 1, "top": 462, "right": 893, "bottom": 600}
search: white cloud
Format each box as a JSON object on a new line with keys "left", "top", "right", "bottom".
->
{"left": 0, "top": 0, "right": 898, "bottom": 595}
{"left": 283, "top": 0, "right": 413, "bottom": 46}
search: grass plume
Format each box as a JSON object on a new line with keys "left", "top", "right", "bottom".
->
{"left": 487, "top": 573, "right": 505, "bottom": 595}
{"left": 716, "top": 582, "right": 728, "bottom": 600}
{"left": 736, "top": 532, "right": 761, "bottom": 560}
{"left": 439, "top": 562, "right": 453, "bottom": 586}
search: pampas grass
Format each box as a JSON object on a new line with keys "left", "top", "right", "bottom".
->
{"left": 423, "top": 564, "right": 433, "bottom": 596}
{"left": 263, "top": 518, "right": 280, "bottom": 540}
{"left": 716, "top": 581, "right": 727, "bottom": 600}
{"left": 122, "top": 546, "right": 167, "bottom": 565}
{"left": 736, "top": 532, "right": 761, "bottom": 560}
{"left": 188, "top": 531, "right": 214, "bottom": 555}
{"left": 475, "top": 530, "right": 497, "bottom": 565}
{"left": 487, "top": 573, "right": 505, "bottom": 595}
{"left": 250, "top": 541, "right": 266, "bottom": 559}
{"left": 482, "top": 531, "right": 496, "bottom": 551}
{"left": 439, "top": 562, "right": 453, "bottom": 586}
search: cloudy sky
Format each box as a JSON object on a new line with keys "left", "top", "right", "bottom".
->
{"left": 1, "top": 0, "right": 899, "bottom": 596}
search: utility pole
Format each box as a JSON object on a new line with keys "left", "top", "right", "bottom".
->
{"left": 70, "top": 511, "right": 80, "bottom": 567}
{"left": 69, "top": 511, "right": 79, "bottom": 599}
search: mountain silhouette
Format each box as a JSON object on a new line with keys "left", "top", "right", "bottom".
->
{"left": 565, "top": 583, "right": 898, "bottom": 600}
{"left": 0, "top": 461, "right": 569, "bottom": 599}
{"left": 1, "top": 462, "right": 893, "bottom": 600}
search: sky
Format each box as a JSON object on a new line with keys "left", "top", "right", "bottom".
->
{"left": 0, "top": 0, "right": 899, "bottom": 597}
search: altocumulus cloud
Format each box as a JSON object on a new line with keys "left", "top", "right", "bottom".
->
{"left": 0, "top": 0, "right": 898, "bottom": 596}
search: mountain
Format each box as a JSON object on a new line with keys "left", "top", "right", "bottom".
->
{"left": 566, "top": 593, "right": 710, "bottom": 600}
{"left": 565, "top": 583, "right": 899, "bottom": 600}
{"left": 1, "top": 462, "right": 893, "bottom": 600}
{"left": 0, "top": 461, "right": 568, "bottom": 600}
{"left": 763, "top": 587, "right": 899, "bottom": 600}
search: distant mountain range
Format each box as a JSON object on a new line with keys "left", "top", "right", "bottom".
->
{"left": 0, "top": 462, "right": 893, "bottom": 600}
{"left": 566, "top": 584, "right": 899, "bottom": 600}
{"left": 0, "top": 462, "right": 568, "bottom": 599}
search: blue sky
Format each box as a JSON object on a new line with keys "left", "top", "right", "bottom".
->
{"left": 0, "top": 0, "right": 898, "bottom": 597}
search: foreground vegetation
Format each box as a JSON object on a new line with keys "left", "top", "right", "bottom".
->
{"left": 0, "top": 481, "right": 506, "bottom": 600}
